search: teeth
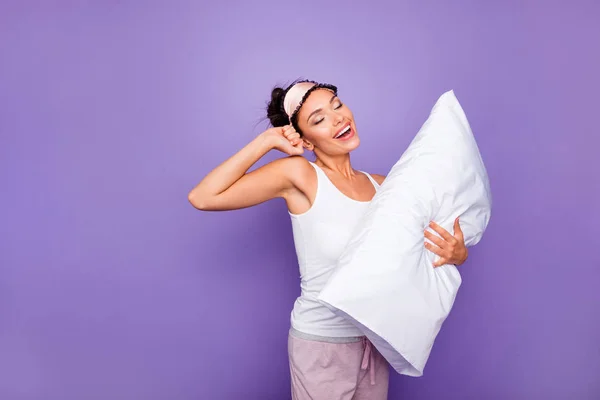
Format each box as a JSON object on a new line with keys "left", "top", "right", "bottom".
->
{"left": 335, "top": 125, "right": 351, "bottom": 138}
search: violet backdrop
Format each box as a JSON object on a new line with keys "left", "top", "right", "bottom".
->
{"left": 1, "top": 1, "right": 599, "bottom": 399}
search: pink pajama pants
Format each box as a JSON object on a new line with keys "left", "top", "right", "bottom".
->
{"left": 288, "top": 331, "right": 390, "bottom": 400}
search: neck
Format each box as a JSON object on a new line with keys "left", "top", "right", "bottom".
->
{"left": 313, "top": 152, "right": 357, "bottom": 179}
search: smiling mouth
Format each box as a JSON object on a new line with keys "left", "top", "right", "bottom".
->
{"left": 334, "top": 124, "right": 352, "bottom": 139}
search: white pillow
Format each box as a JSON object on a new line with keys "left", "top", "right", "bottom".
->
{"left": 317, "top": 90, "right": 492, "bottom": 377}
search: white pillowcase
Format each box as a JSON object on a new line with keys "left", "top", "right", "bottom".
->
{"left": 317, "top": 90, "right": 492, "bottom": 377}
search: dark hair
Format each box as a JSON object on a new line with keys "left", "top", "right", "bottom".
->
{"left": 266, "top": 86, "right": 291, "bottom": 128}
{"left": 266, "top": 78, "right": 338, "bottom": 136}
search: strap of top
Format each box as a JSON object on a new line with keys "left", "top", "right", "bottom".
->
{"left": 360, "top": 171, "right": 380, "bottom": 189}
{"left": 308, "top": 161, "right": 379, "bottom": 190}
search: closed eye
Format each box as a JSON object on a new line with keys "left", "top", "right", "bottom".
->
{"left": 315, "top": 103, "right": 344, "bottom": 125}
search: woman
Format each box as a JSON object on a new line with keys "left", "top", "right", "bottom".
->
{"left": 188, "top": 79, "right": 468, "bottom": 399}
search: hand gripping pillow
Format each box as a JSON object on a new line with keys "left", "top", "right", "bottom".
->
{"left": 317, "top": 90, "right": 492, "bottom": 377}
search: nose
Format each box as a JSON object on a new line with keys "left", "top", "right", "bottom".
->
{"left": 333, "top": 112, "right": 344, "bottom": 126}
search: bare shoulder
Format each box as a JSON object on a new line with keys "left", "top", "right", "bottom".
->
{"left": 262, "top": 154, "right": 310, "bottom": 176}
{"left": 277, "top": 156, "right": 317, "bottom": 214}
{"left": 287, "top": 155, "right": 317, "bottom": 188}
{"left": 271, "top": 155, "right": 314, "bottom": 193}
{"left": 369, "top": 173, "right": 386, "bottom": 185}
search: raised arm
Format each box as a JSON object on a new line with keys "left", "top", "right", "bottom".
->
{"left": 187, "top": 125, "right": 305, "bottom": 211}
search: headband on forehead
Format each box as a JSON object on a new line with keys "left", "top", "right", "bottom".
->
{"left": 283, "top": 80, "right": 338, "bottom": 127}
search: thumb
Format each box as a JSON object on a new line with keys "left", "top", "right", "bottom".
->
{"left": 454, "top": 217, "right": 464, "bottom": 237}
{"left": 292, "top": 141, "right": 304, "bottom": 154}
{"left": 283, "top": 138, "right": 303, "bottom": 154}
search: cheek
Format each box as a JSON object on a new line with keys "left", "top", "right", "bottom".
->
{"left": 303, "top": 125, "right": 331, "bottom": 142}
{"left": 316, "top": 129, "right": 337, "bottom": 143}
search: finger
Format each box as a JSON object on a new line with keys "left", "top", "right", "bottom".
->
{"left": 283, "top": 125, "right": 297, "bottom": 135}
{"left": 433, "top": 257, "right": 447, "bottom": 268}
{"left": 425, "top": 242, "right": 454, "bottom": 262}
{"left": 429, "top": 221, "right": 457, "bottom": 244}
{"left": 424, "top": 230, "right": 447, "bottom": 248}
{"left": 454, "top": 217, "right": 464, "bottom": 240}
{"left": 290, "top": 142, "right": 304, "bottom": 154}
{"left": 285, "top": 131, "right": 300, "bottom": 141}
{"left": 292, "top": 142, "right": 304, "bottom": 154}
{"left": 424, "top": 241, "right": 446, "bottom": 258}
{"left": 286, "top": 132, "right": 301, "bottom": 141}
{"left": 284, "top": 140, "right": 299, "bottom": 153}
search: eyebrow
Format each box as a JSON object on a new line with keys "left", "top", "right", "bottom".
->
{"left": 306, "top": 94, "right": 338, "bottom": 123}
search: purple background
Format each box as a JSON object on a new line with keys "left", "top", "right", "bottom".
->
{"left": 1, "top": 1, "right": 599, "bottom": 399}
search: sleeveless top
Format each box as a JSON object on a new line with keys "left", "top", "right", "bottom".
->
{"left": 288, "top": 161, "right": 380, "bottom": 338}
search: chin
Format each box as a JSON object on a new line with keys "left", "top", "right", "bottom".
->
{"left": 347, "top": 135, "right": 360, "bottom": 151}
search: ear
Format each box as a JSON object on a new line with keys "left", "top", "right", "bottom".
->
{"left": 302, "top": 139, "right": 315, "bottom": 151}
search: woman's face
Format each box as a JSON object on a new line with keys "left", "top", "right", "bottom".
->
{"left": 296, "top": 88, "right": 360, "bottom": 155}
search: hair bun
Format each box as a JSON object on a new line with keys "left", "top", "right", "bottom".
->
{"left": 266, "top": 87, "right": 290, "bottom": 128}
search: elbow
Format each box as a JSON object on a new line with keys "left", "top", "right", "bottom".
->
{"left": 188, "top": 190, "right": 209, "bottom": 210}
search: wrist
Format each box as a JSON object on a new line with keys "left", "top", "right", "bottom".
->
{"left": 263, "top": 130, "right": 280, "bottom": 147}
{"left": 255, "top": 131, "right": 276, "bottom": 153}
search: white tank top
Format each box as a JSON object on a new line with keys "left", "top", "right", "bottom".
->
{"left": 288, "top": 161, "right": 380, "bottom": 337}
